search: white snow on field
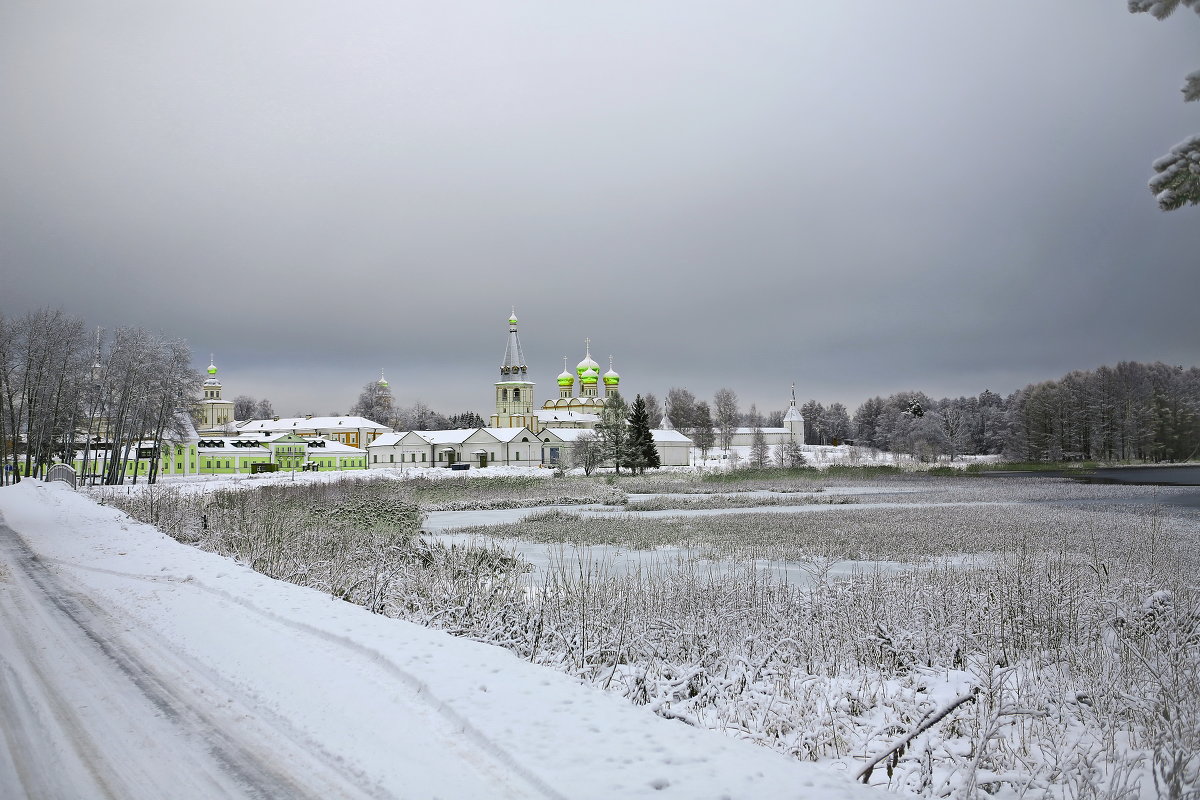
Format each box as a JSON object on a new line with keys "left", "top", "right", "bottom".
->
{"left": 0, "top": 481, "right": 865, "bottom": 800}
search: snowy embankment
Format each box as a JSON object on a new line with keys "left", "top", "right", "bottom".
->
{"left": 0, "top": 481, "right": 863, "bottom": 800}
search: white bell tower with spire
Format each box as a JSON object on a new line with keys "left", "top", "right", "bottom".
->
{"left": 490, "top": 309, "right": 538, "bottom": 430}
{"left": 199, "top": 355, "right": 236, "bottom": 433}
{"left": 783, "top": 382, "right": 805, "bottom": 444}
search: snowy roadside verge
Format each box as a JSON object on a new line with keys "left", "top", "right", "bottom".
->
{"left": 0, "top": 482, "right": 864, "bottom": 799}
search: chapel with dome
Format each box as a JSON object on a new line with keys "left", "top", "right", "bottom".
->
{"left": 488, "top": 311, "right": 624, "bottom": 432}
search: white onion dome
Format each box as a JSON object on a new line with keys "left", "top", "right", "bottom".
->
{"left": 377, "top": 370, "right": 389, "bottom": 388}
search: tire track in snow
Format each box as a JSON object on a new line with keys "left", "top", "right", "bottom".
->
{"left": 0, "top": 522, "right": 372, "bottom": 800}
{"left": 50, "top": 555, "right": 570, "bottom": 800}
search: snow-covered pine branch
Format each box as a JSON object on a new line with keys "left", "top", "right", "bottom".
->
{"left": 1150, "top": 133, "right": 1200, "bottom": 210}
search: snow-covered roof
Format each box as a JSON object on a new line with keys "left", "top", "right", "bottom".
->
{"left": 486, "top": 427, "right": 537, "bottom": 443}
{"left": 535, "top": 410, "right": 599, "bottom": 423}
{"left": 366, "top": 432, "right": 406, "bottom": 448}
{"left": 783, "top": 406, "right": 804, "bottom": 422}
{"left": 413, "top": 429, "right": 478, "bottom": 445}
{"left": 236, "top": 416, "right": 391, "bottom": 432}
{"left": 734, "top": 427, "right": 789, "bottom": 435}
{"left": 650, "top": 429, "right": 693, "bottom": 443}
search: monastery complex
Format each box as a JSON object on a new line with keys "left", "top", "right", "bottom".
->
{"left": 65, "top": 311, "right": 803, "bottom": 479}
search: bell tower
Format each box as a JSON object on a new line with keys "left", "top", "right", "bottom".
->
{"left": 783, "top": 382, "right": 806, "bottom": 444}
{"left": 199, "top": 355, "right": 235, "bottom": 433}
{"left": 490, "top": 309, "right": 537, "bottom": 430}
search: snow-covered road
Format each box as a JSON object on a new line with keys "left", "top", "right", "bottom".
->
{"left": 0, "top": 482, "right": 863, "bottom": 799}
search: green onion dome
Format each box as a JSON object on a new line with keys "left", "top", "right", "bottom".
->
{"left": 557, "top": 357, "right": 574, "bottom": 387}
{"left": 603, "top": 356, "right": 620, "bottom": 386}
{"left": 207, "top": 360, "right": 218, "bottom": 375}
{"left": 580, "top": 367, "right": 599, "bottom": 385}
{"left": 576, "top": 352, "right": 599, "bottom": 377}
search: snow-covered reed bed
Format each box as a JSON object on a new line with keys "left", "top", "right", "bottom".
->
{"left": 622, "top": 493, "right": 853, "bottom": 511}
{"left": 437, "top": 501, "right": 1200, "bottom": 797}
{"left": 103, "top": 475, "right": 1200, "bottom": 798}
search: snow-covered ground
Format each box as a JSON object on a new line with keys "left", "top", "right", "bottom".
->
{"left": 0, "top": 481, "right": 865, "bottom": 799}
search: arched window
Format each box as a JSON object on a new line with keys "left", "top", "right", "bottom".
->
{"left": 513, "top": 388, "right": 520, "bottom": 400}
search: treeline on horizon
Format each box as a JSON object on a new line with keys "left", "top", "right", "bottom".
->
{"left": 802, "top": 360, "right": 1200, "bottom": 463}
{"left": 2, "top": 307, "right": 1198, "bottom": 486}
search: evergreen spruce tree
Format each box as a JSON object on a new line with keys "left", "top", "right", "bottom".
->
{"left": 777, "top": 438, "right": 807, "bottom": 468}
{"left": 596, "top": 390, "right": 630, "bottom": 475}
{"left": 749, "top": 424, "right": 771, "bottom": 467}
{"left": 626, "top": 394, "right": 659, "bottom": 474}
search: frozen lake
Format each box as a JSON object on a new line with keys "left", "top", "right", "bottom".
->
{"left": 420, "top": 488, "right": 1008, "bottom": 586}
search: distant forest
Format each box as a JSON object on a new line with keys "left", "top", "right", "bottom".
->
{"left": 817, "top": 361, "right": 1200, "bottom": 463}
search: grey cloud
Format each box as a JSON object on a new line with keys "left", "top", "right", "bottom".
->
{"left": 1, "top": 1, "right": 1197, "bottom": 416}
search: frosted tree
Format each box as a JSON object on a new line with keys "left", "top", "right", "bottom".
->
{"left": 572, "top": 432, "right": 603, "bottom": 476}
{"left": 234, "top": 395, "right": 257, "bottom": 420}
{"left": 713, "top": 388, "right": 739, "bottom": 453}
{"left": 931, "top": 399, "right": 972, "bottom": 462}
{"left": 351, "top": 375, "right": 396, "bottom": 426}
{"left": 665, "top": 387, "right": 699, "bottom": 435}
{"left": 641, "top": 393, "right": 663, "bottom": 430}
{"left": 395, "top": 401, "right": 448, "bottom": 432}
{"left": 801, "top": 400, "right": 825, "bottom": 444}
{"left": 692, "top": 402, "right": 716, "bottom": 459}
{"left": 0, "top": 309, "right": 89, "bottom": 482}
{"left": 821, "top": 403, "right": 852, "bottom": 444}
{"left": 1130, "top": 0, "right": 1200, "bottom": 210}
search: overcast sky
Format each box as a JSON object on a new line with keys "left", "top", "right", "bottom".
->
{"left": 2, "top": 1, "right": 1198, "bottom": 418}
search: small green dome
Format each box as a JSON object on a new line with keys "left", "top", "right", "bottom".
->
{"left": 580, "top": 367, "right": 599, "bottom": 385}
{"left": 603, "top": 356, "right": 619, "bottom": 386}
{"left": 556, "top": 357, "right": 574, "bottom": 387}
{"left": 207, "top": 362, "right": 218, "bottom": 375}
